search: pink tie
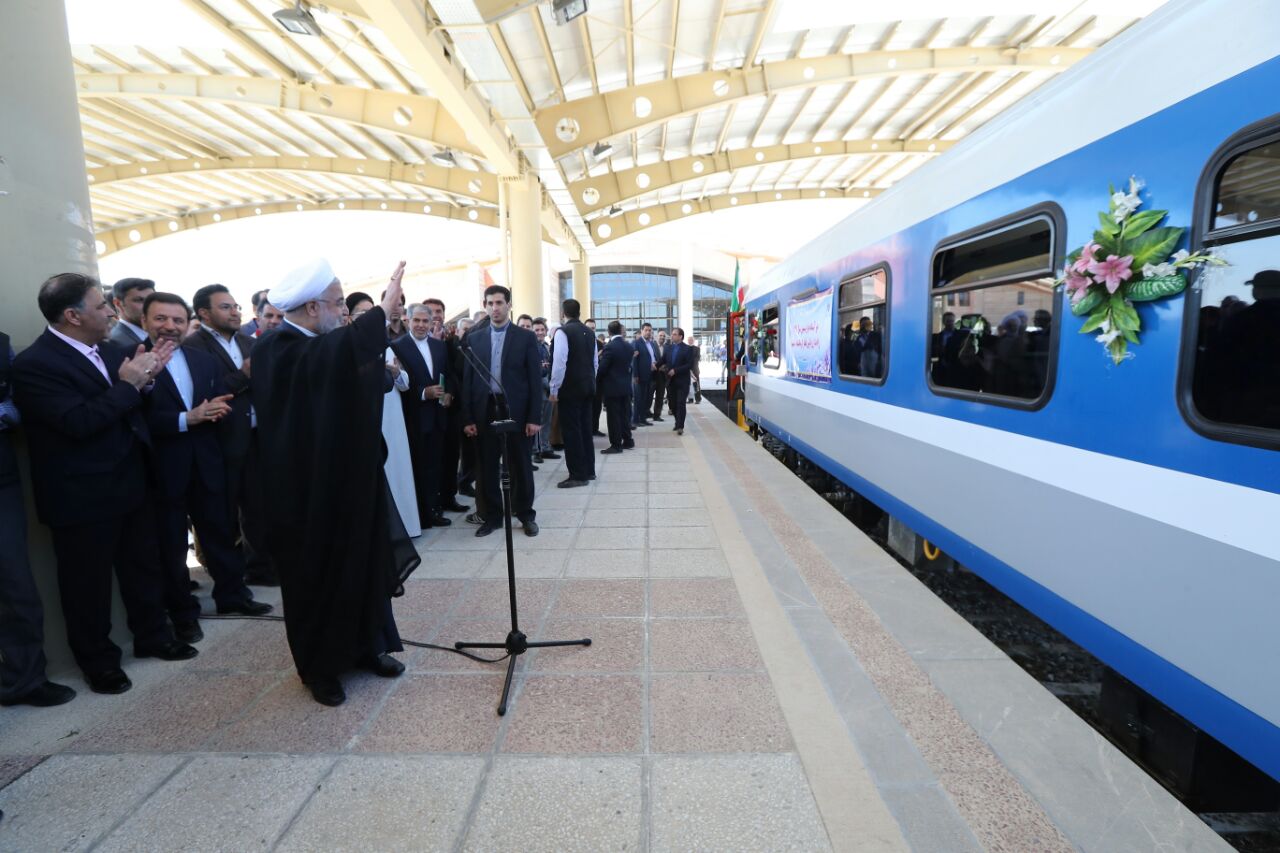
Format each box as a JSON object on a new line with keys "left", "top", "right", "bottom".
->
{"left": 87, "top": 346, "right": 110, "bottom": 382}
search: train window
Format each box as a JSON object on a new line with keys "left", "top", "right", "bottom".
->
{"left": 760, "top": 304, "right": 781, "bottom": 369}
{"left": 929, "top": 208, "right": 1062, "bottom": 407}
{"left": 1183, "top": 123, "right": 1280, "bottom": 443}
{"left": 837, "top": 266, "right": 889, "bottom": 382}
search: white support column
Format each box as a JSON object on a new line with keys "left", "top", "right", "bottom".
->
{"left": 1, "top": 0, "right": 101, "bottom": 677}
{"left": 503, "top": 173, "right": 544, "bottom": 320}
{"left": 572, "top": 257, "right": 591, "bottom": 318}
{"left": 677, "top": 242, "right": 694, "bottom": 338}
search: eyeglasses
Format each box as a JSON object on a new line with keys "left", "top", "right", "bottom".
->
{"left": 214, "top": 303, "right": 242, "bottom": 312}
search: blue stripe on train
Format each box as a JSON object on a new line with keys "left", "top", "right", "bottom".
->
{"left": 751, "top": 411, "right": 1280, "bottom": 783}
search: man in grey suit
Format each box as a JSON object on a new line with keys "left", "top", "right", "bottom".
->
{"left": 108, "top": 278, "right": 155, "bottom": 349}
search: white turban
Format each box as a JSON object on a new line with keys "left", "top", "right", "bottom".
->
{"left": 269, "top": 258, "right": 336, "bottom": 312}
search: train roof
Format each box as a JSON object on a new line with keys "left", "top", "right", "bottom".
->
{"left": 751, "top": 0, "right": 1280, "bottom": 300}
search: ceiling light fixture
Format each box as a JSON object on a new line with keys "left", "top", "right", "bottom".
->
{"left": 272, "top": 2, "right": 323, "bottom": 37}
{"left": 607, "top": 204, "right": 622, "bottom": 216}
{"left": 552, "top": 0, "right": 588, "bottom": 26}
{"left": 431, "top": 149, "right": 457, "bottom": 168}
{"left": 591, "top": 140, "right": 614, "bottom": 161}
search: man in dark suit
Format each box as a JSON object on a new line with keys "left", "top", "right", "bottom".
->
{"left": 664, "top": 326, "right": 697, "bottom": 435}
{"left": 930, "top": 311, "right": 958, "bottom": 386}
{"left": 0, "top": 330, "right": 75, "bottom": 708}
{"left": 12, "top": 274, "right": 198, "bottom": 695}
{"left": 632, "top": 322, "right": 657, "bottom": 428}
{"left": 140, "top": 292, "right": 271, "bottom": 641}
{"left": 423, "top": 298, "right": 468, "bottom": 514}
{"left": 598, "top": 321, "right": 634, "bottom": 454}
{"left": 460, "top": 285, "right": 543, "bottom": 538}
{"left": 392, "top": 304, "right": 452, "bottom": 528}
{"left": 650, "top": 330, "right": 669, "bottom": 422}
{"left": 108, "top": 277, "right": 154, "bottom": 349}
{"left": 586, "top": 319, "right": 606, "bottom": 436}
{"left": 548, "top": 298, "right": 597, "bottom": 486}
{"left": 184, "top": 284, "right": 274, "bottom": 585}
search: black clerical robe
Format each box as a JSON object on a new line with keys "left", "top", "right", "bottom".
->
{"left": 251, "top": 306, "right": 418, "bottom": 682}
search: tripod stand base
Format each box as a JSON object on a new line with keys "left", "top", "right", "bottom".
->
{"left": 456, "top": 630, "right": 592, "bottom": 715}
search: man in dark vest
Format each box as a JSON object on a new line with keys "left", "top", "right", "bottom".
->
{"left": 0, "top": 329, "right": 75, "bottom": 707}
{"left": 549, "top": 299, "right": 598, "bottom": 487}
{"left": 585, "top": 318, "right": 606, "bottom": 436}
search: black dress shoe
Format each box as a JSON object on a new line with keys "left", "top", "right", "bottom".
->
{"left": 87, "top": 669, "right": 132, "bottom": 695}
{"left": 442, "top": 500, "right": 470, "bottom": 513}
{"left": 531, "top": 463, "right": 540, "bottom": 471}
{"left": 540, "top": 451, "right": 561, "bottom": 459}
{"left": 361, "top": 653, "right": 405, "bottom": 678}
{"left": 677, "top": 428, "right": 684, "bottom": 435}
{"left": 245, "top": 571, "right": 281, "bottom": 587}
{"left": 622, "top": 440, "right": 635, "bottom": 449}
{"left": 307, "top": 676, "right": 346, "bottom": 707}
{"left": 459, "top": 484, "right": 476, "bottom": 497}
{"left": 174, "top": 620, "right": 204, "bottom": 644}
{"left": 652, "top": 416, "right": 665, "bottom": 422}
{"left": 551, "top": 443, "right": 565, "bottom": 450}
{"left": 476, "top": 521, "right": 499, "bottom": 537}
{"left": 639, "top": 420, "right": 654, "bottom": 426}
{"left": 522, "top": 520, "right": 539, "bottom": 537}
{"left": 601, "top": 446, "right": 623, "bottom": 455}
{"left": 466, "top": 511, "right": 484, "bottom": 525}
{"left": 134, "top": 640, "right": 199, "bottom": 661}
{"left": 1, "top": 681, "right": 76, "bottom": 707}
{"left": 592, "top": 430, "right": 606, "bottom": 437}
{"left": 557, "top": 478, "right": 589, "bottom": 488}
{"left": 217, "top": 600, "right": 274, "bottom": 616}
{"left": 430, "top": 513, "right": 452, "bottom": 527}
{"left": 588, "top": 474, "right": 597, "bottom": 480}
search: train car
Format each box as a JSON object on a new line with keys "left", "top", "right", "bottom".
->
{"left": 742, "top": 0, "right": 1280, "bottom": 783}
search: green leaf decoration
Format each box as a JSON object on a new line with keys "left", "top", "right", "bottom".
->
{"left": 1119, "top": 208, "right": 1166, "bottom": 241}
{"left": 1097, "top": 211, "right": 1121, "bottom": 237}
{"left": 1126, "top": 273, "right": 1186, "bottom": 302}
{"left": 1093, "top": 231, "right": 1120, "bottom": 256}
{"left": 1070, "top": 288, "right": 1105, "bottom": 316}
{"left": 1079, "top": 307, "right": 1110, "bottom": 334}
{"left": 1128, "top": 226, "right": 1184, "bottom": 268}
{"left": 1107, "top": 336, "right": 1129, "bottom": 364}
{"left": 1122, "top": 328, "right": 1140, "bottom": 344}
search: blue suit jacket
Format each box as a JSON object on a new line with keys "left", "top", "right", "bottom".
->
{"left": 665, "top": 341, "right": 696, "bottom": 390}
{"left": 633, "top": 337, "right": 656, "bottom": 377}
{"left": 12, "top": 330, "right": 151, "bottom": 526}
{"left": 391, "top": 334, "right": 448, "bottom": 433}
{"left": 142, "top": 345, "right": 226, "bottom": 499}
{"left": 597, "top": 336, "right": 634, "bottom": 398}
{"left": 460, "top": 323, "right": 543, "bottom": 428}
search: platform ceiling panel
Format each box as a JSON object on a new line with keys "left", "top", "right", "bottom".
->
{"left": 64, "top": 0, "right": 1158, "bottom": 253}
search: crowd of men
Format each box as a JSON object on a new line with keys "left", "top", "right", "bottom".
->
{"left": 0, "top": 265, "right": 703, "bottom": 708}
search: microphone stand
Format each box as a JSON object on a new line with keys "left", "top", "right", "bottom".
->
{"left": 453, "top": 334, "right": 590, "bottom": 715}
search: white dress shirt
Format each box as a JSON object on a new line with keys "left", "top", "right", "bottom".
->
{"left": 412, "top": 335, "right": 436, "bottom": 400}
{"left": 204, "top": 326, "right": 244, "bottom": 368}
{"left": 165, "top": 347, "right": 195, "bottom": 433}
{"left": 117, "top": 319, "right": 148, "bottom": 344}
{"left": 549, "top": 327, "right": 599, "bottom": 397}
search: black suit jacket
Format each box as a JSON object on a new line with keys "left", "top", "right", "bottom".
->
{"left": 142, "top": 346, "right": 226, "bottom": 499}
{"left": 460, "top": 323, "right": 543, "bottom": 428}
{"left": 183, "top": 326, "right": 255, "bottom": 459}
{"left": 391, "top": 334, "right": 448, "bottom": 433}
{"left": 665, "top": 341, "right": 696, "bottom": 391}
{"left": 12, "top": 330, "right": 150, "bottom": 526}
{"left": 597, "top": 336, "right": 634, "bottom": 398}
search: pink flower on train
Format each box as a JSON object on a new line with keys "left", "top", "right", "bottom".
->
{"left": 1063, "top": 268, "right": 1091, "bottom": 298}
{"left": 1088, "top": 254, "right": 1134, "bottom": 293}
{"left": 1072, "top": 241, "right": 1101, "bottom": 274}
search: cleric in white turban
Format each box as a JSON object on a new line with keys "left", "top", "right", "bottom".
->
{"left": 251, "top": 260, "right": 421, "bottom": 706}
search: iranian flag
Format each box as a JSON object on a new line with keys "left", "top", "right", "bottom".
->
{"left": 730, "top": 260, "right": 747, "bottom": 311}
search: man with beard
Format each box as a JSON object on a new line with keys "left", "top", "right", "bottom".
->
{"left": 108, "top": 278, "right": 154, "bottom": 348}
{"left": 252, "top": 259, "right": 418, "bottom": 706}
{"left": 139, "top": 292, "right": 271, "bottom": 642}
{"left": 254, "top": 296, "right": 284, "bottom": 337}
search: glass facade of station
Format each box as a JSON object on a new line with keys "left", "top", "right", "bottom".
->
{"left": 558, "top": 265, "right": 731, "bottom": 347}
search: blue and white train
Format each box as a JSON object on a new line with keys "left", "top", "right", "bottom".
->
{"left": 742, "top": 0, "right": 1280, "bottom": 781}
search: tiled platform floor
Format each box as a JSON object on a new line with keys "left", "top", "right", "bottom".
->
{"left": 0, "top": 408, "right": 1226, "bottom": 852}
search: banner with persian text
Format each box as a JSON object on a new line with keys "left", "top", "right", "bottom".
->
{"left": 785, "top": 288, "right": 833, "bottom": 382}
